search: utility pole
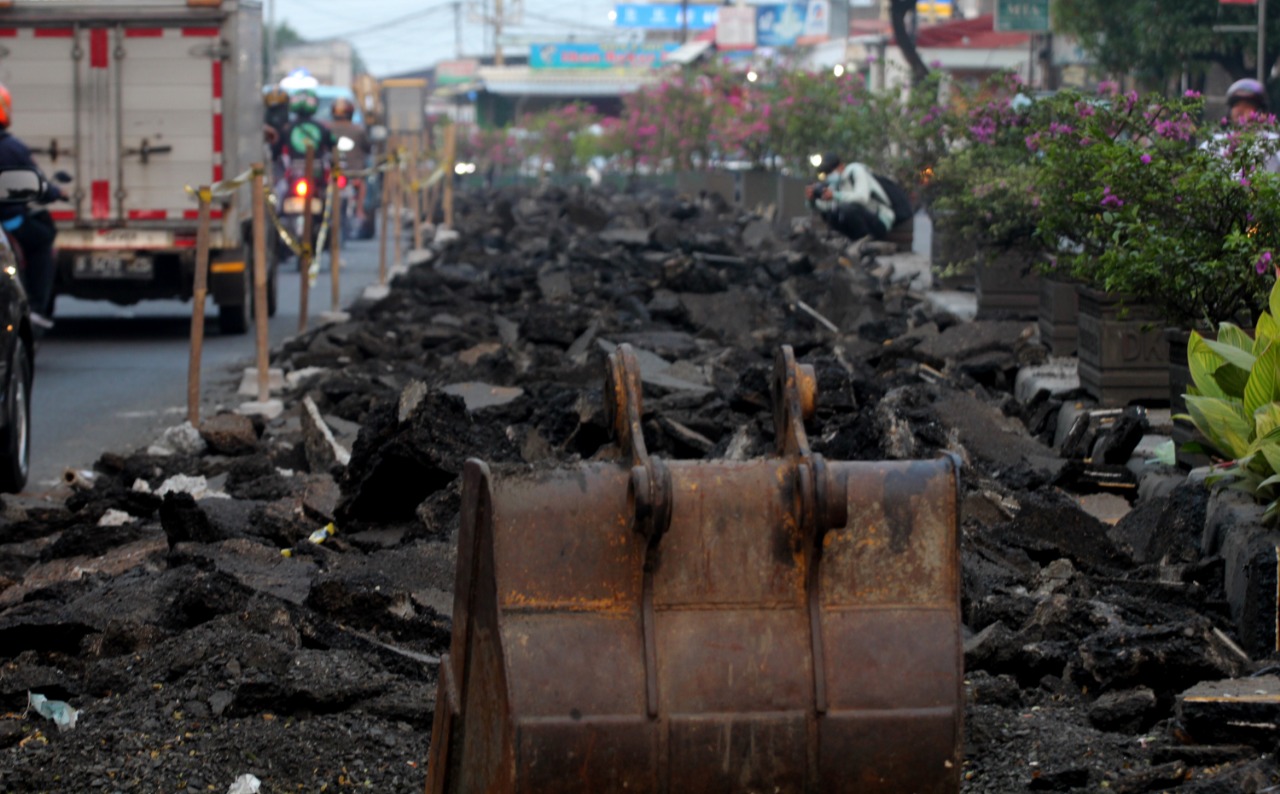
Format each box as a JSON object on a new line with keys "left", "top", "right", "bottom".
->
{"left": 680, "top": 0, "right": 689, "bottom": 44}
{"left": 494, "top": 0, "right": 504, "bottom": 66}
{"left": 1261, "top": 0, "right": 1269, "bottom": 83}
{"left": 454, "top": 1, "right": 463, "bottom": 58}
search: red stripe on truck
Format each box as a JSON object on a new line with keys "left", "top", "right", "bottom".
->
{"left": 212, "top": 61, "right": 223, "bottom": 99}
{"left": 0, "top": 30, "right": 16, "bottom": 38}
{"left": 212, "top": 114, "right": 223, "bottom": 154}
{"left": 183, "top": 209, "right": 224, "bottom": 220}
{"left": 90, "top": 29, "right": 108, "bottom": 68}
{"left": 92, "top": 181, "right": 109, "bottom": 219}
{"left": 128, "top": 210, "right": 167, "bottom": 220}
{"left": 213, "top": 165, "right": 223, "bottom": 182}
{"left": 50, "top": 211, "right": 74, "bottom": 221}
{"left": 35, "top": 29, "right": 73, "bottom": 38}
{"left": 182, "top": 27, "right": 219, "bottom": 37}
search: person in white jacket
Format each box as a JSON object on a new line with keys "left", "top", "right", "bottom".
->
{"left": 804, "top": 153, "right": 912, "bottom": 241}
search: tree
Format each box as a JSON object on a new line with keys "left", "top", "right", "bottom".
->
{"left": 1054, "top": 0, "right": 1280, "bottom": 91}
{"left": 890, "top": 0, "right": 930, "bottom": 86}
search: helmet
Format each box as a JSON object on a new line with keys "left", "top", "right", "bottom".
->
{"left": 331, "top": 98, "right": 355, "bottom": 121}
{"left": 264, "top": 87, "right": 289, "bottom": 108}
{"left": 1226, "top": 78, "right": 1268, "bottom": 110}
{"left": 0, "top": 84, "right": 12, "bottom": 128}
{"left": 817, "top": 152, "right": 841, "bottom": 179}
{"left": 289, "top": 88, "right": 319, "bottom": 117}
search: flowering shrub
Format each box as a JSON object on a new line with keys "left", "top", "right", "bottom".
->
{"left": 521, "top": 102, "right": 601, "bottom": 175}
{"left": 460, "top": 125, "right": 524, "bottom": 173}
{"left": 1034, "top": 87, "right": 1280, "bottom": 327}
{"left": 928, "top": 73, "right": 1049, "bottom": 268}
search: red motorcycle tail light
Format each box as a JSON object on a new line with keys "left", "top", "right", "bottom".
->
{"left": 337, "top": 175, "right": 348, "bottom": 188}
{"left": 294, "top": 180, "right": 309, "bottom": 198}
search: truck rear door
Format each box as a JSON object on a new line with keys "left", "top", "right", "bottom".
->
{"left": 0, "top": 22, "right": 222, "bottom": 226}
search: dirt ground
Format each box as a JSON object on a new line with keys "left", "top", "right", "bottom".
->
{"left": 1, "top": 185, "right": 1277, "bottom": 793}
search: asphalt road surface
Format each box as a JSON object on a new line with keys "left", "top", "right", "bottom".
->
{"left": 24, "top": 236, "right": 391, "bottom": 493}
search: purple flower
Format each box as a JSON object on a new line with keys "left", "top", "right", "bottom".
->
{"left": 1140, "top": 153, "right": 1152, "bottom": 164}
{"left": 1240, "top": 176, "right": 1252, "bottom": 187}
{"left": 1100, "top": 186, "right": 1124, "bottom": 208}
{"left": 1184, "top": 89, "right": 1202, "bottom": 99}
{"left": 1257, "top": 251, "right": 1273, "bottom": 275}
{"left": 1098, "top": 80, "right": 1119, "bottom": 95}
{"left": 1075, "top": 101, "right": 1096, "bottom": 117}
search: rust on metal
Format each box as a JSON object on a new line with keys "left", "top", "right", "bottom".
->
{"left": 426, "top": 344, "right": 963, "bottom": 793}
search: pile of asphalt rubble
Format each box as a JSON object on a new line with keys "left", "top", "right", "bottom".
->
{"left": 0, "top": 182, "right": 1276, "bottom": 792}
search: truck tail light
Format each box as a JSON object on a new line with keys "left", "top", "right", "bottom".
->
{"left": 293, "top": 180, "right": 309, "bottom": 198}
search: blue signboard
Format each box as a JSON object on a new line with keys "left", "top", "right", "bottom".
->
{"left": 529, "top": 42, "right": 679, "bottom": 70}
{"left": 756, "top": 4, "right": 808, "bottom": 47}
{"left": 613, "top": 4, "right": 719, "bottom": 30}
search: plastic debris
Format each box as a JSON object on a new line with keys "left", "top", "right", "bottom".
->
{"left": 150, "top": 421, "right": 208, "bottom": 457}
{"left": 26, "top": 692, "right": 78, "bottom": 731}
{"left": 309, "top": 522, "right": 337, "bottom": 545}
{"left": 226, "top": 774, "right": 261, "bottom": 794}
{"left": 1146, "top": 439, "right": 1177, "bottom": 468}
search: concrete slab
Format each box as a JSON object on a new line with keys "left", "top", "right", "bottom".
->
{"left": 362, "top": 284, "right": 391, "bottom": 301}
{"left": 238, "top": 367, "right": 285, "bottom": 397}
{"left": 433, "top": 227, "right": 461, "bottom": 245}
{"left": 1076, "top": 493, "right": 1132, "bottom": 525}
{"left": 237, "top": 399, "right": 284, "bottom": 420}
{"left": 1015, "top": 357, "right": 1080, "bottom": 403}
{"left": 1178, "top": 675, "right": 1280, "bottom": 747}
{"left": 442, "top": 382, "right": 525, "bottom": 412}
{"left": 407, "top": 248, "right": 435, "bottom": 266}
{"left": 318, "top": 311, "right": 351, "bottom": 325}
{"left": 923, "top": 290, "right": 977, "bottom": 322}
{"left": 877, "top": 251, "right": 932, "bottom": 289}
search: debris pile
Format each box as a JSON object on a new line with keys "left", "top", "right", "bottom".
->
{"left": 0, "top": 184, "right": 1276, "bottom": 792}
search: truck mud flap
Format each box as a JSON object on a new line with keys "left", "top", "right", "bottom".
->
{"left": 426, "top": 344, "right": 963, "bottom": 793}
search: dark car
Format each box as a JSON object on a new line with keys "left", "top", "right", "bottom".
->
{"left": 0, "top": 168, "right": 41, "bottom": 492}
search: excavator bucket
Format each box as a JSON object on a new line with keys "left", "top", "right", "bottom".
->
{"left": 426, "top": 345, "right": 962, "bottom": 794}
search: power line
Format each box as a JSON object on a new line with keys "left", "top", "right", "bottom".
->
{"left": 304, "top": 3, "right": 456, "bottom": 41}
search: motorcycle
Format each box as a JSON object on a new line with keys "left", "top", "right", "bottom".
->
{"left": 275, "top": 159, "right": 328, "bottom": 268}
{"left": 335, "top": 134, "right": 376, "bottom": 241}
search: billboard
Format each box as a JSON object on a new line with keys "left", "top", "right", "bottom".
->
{"left": 756, "top": 4, "right": 807, "bottom": 48}
{"left": 995, "top": 0, "right": 1051, "bottom": 32}
{"left": 529, "top": 42, "right": 679, "bottom": 70}
{"left": 613, "top": 4, "right": 719, "bottom": 30}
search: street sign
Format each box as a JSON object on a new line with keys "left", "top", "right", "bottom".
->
{"left": 994, "top": 0, "right": 1051, "bottom": 32}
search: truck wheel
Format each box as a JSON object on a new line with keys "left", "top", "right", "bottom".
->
{"left": 0, "top": 341, "right": 32, "bottom": 493}
{"left": 218, "top": 263, "right": 251, "bottom": 335}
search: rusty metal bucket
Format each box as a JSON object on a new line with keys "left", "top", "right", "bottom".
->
{"left": 426, "top": 345, "right": 962, "bottom": 794}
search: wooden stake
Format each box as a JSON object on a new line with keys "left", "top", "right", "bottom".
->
{"left": 410, "top": 147, "right": 423, "bottom": 251}
{"left": 393, "top": 156, "right": 404, "bottom": 270}
{"left": 186, "top": 186, "right": 212, "bottom": 426}
{"left": 378, "top": 157, "right": 391, "bottom": 285}
{"left": 443, "top": 124, "right": 457, "bottom": 228}
{"left": 298, "top": 144, "right": 315, "bottom": 334}
{"left": 331, "top": 166, "right": 342, "bottom": 313}
{"left": 252, "top": 165, "right": 270, "bottom": 403}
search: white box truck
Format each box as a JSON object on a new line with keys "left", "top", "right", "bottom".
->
{"left": 0, "top": 0, "right": 275, "bottom": 333}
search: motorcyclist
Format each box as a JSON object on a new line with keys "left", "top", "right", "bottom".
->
{"left": 804, "top": 153, "right": 912, "bottom": 242}
{"left": 263, "top": 87, "right": 291, "bottom": 182}
{"left": 0, "top": 83, "right": 66, "bottom": 330}
{"left": 281, "top": 87, "right": 335, "bottom": 175}
{"left": 326, "top": 97, "right": 372, "bottom": 240}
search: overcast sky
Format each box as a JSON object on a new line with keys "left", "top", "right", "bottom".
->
{"left": 269, "top": 0, "right": 632, "bottom": 76}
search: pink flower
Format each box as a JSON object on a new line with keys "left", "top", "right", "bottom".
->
{"left": 1184, "top": 89, "right": 1202, "bottom": 99}
{"left": 1100, "top": 186, "right": 1124, "bottom": 208}
{"left": 1140, "top": 153, "right": 1152, "bottom": 164}
{"left": 1257, "top": 251, "right": 1273, "bottom": 274}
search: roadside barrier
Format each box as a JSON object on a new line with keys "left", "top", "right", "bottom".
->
{"left": 181, "top": 144, "right": 437, "bottom": 424}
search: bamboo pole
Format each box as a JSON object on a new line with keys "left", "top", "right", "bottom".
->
{"left": 252, "top": 164, "right": 270, "bottom": 403}
{"left": 443, "top": 124, "right": 457, "bottom": 228}
{"left": 298, "top": 144, "right": 315, "bottom": 334}
{"left": 378, "top": 153, "right": 391, "bottom": 284}
{"left": 185, "top": 186, "right": 212, "bottom": 426}
{"left": 331, "top": 166, "right": 342, "bottom": 313}
{"left": 411, "top": 147, "right": 423, "bottom": 251}
{"left": 393, "top": 154, "right": 404, "bottom": 270}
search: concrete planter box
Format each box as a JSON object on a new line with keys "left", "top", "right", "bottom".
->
{"left": 974, "top": 249, "right": 1040, "bottom": 320}
{"left": 1038, "top": 277, "right": 1080, "bottom": 355}
{"left": 1203, "top": 489, "right": 1277, "bottom": 657}
{"left": 929, "top": 212, "right": 976, "bottom": 290}
{"left": 676, "top": 171, "right": 738, "bottom": 206}
{"left": 1076, "top": 287, "right": 1169, "bottom": 406}
{"left": 740, "top": 170, "right": 779, "bottom": 211}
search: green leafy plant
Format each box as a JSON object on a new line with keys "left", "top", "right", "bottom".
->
{"left": 1034, "top": 87, "right": 1280, "bottom": 328}
{"left": 1181, "top": 279, "right": 1280, "bottom": 521}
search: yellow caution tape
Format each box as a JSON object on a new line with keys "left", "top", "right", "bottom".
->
{"left": 183, "top": 166, "right": 256, "bottom": 202}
